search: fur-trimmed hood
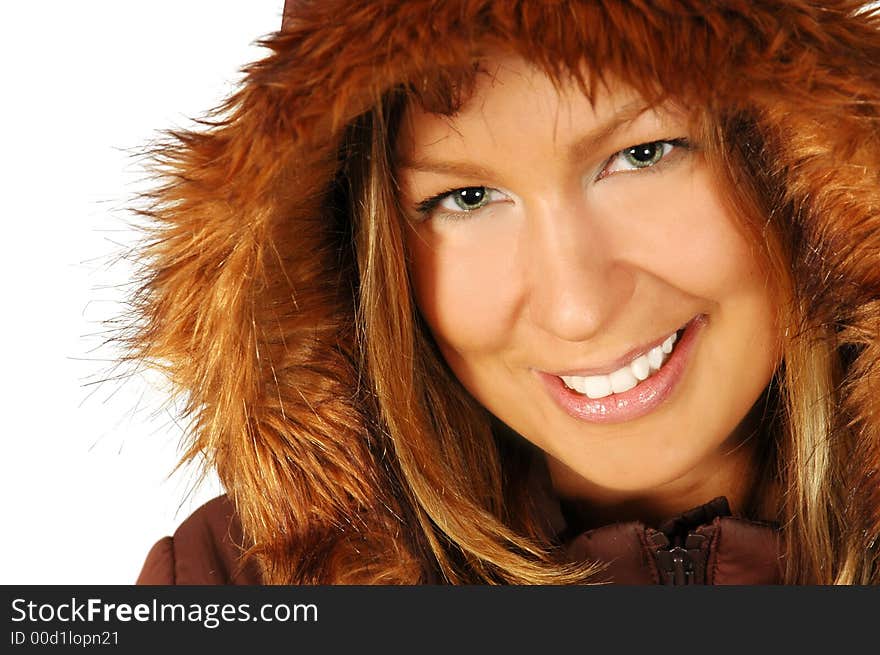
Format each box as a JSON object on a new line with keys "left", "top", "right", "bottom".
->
{"left": 131, "top": 1, "right": 880, "bottom": 583}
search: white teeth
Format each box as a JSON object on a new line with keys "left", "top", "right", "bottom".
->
{"left": 583, "top": 375, "right": 612, "bottom": 399}
{"left": 647, "top": 345, "right": 664, "bottom": 370}
{"left": 630, "top": 354, "right": 650, "bottom": 381}
{"left": 559, "top": 329, "right": 681, "bottom": 399}
{"left": 566, "top": 376, "right": 587, "bottom": 394}
{"left": 609, "top": 367, "right": 638, "bottom": 393}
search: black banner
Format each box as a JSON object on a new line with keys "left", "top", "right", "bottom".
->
{"left": 2, "top": 586, "right": 875, "bottom": 651}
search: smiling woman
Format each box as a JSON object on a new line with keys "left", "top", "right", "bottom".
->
{"left": 132, "top": 1, "right": 880, "bottom": 585}
{"left": 397, "top": 58, "right": 781, "bottom": 527}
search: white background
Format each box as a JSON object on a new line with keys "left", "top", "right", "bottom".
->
{"left": 1, "top": 1, "right": 284, "bottom": 583}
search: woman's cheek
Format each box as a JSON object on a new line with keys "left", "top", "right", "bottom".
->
{"left": 409, "top": 220, "right": 522, "bottom": 353}
{"left": 602, "top": 167, "right": 761, "bottom": 300}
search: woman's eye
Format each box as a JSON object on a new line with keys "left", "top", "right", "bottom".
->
{"left": 415, "top": 186, "right": 507, "bottom": 219}
{"left": 600, "top": 138, "right": 688, "bottom": 178}
{"left": 441, "top": 187, "right": 492, "bottom": 211}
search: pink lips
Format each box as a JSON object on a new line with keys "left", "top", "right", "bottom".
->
{"left": 537, "top": 314, "right": 707, "bottom": 424}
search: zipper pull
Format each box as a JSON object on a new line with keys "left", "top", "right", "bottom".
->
{"left": 649, "top": 532, "right": 708, "bottom": 585}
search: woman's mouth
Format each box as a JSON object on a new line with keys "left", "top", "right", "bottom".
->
{"left": 538, "top": 314, "right": 707, "bottom": 424}
{"left": 559, "top": 329, "right": 680, "bottom": 398}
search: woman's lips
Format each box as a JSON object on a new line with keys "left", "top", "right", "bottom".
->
{"left": 537, "top": 314, "right": 707, "bottom": 424}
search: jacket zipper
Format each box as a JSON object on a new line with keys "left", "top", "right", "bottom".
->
{"left": 649, "top": 532, "right": 708, "bottom": 585}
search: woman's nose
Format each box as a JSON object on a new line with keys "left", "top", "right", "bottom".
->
{"left": 523, "top": 202, "right": 634, "bottom": 343}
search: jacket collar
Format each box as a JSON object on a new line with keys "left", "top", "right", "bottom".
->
{"left": 527, "top": 452, "right": 784, "bottom": 584}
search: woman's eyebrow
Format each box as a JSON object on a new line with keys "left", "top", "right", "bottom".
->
{"left": 565, "top": 100, "right": 655, "bottom": 164}
{"left": 397, "top": 100, "right": 655, "bottom": 177}
{"left": 397, "top": 157, "right": 496, "bottom": 179}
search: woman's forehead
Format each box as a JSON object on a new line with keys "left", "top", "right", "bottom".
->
{"left": 395, "top": 55, "right": 685, "bottom": 165}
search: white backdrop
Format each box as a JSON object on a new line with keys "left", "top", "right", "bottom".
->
{"left": 0, "top": 1, "right": 284, "bottom": 584}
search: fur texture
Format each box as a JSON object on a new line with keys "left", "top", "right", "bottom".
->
{"left": 128, "top": 1, "right": 880, "bottom": 582}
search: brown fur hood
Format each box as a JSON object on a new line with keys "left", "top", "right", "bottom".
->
{"left": 130, "top": 1, "right": 880, "bottom": 581}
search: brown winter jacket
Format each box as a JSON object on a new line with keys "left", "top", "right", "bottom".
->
{"left": 137, "top": 451, "right": 783, "bottom": 585}
{"left": 136, "top": 491, "right": 782, "bottom": 585}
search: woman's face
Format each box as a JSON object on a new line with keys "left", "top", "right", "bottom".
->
{"left": 395, "top": 56, "right": 781, "bottom": 512}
